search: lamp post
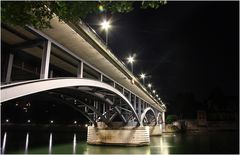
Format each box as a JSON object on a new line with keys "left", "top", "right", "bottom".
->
{"left": 127, "top": 55, "right": 135, "bottom": 73}
{"left": 101, "top": 19, "right": 111, "bottom": 46}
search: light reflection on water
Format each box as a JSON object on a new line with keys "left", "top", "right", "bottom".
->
{"left": 1, "top": 131, "right": 238, "bottom": 154}
{"left": 73, "top": 133, "right": 76, "bottom": 154}
{"left": 48, "top": 133, "right": 52, "bottom": 154}
{"left": 1, "top": 132, "right": 7, "bottom": 154}
{"left": 24, "top": 133, "right": 29, "bottom": 154}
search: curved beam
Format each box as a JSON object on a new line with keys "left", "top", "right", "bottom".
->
{"left": 140, "top": 107, "right": 157, "bottom": 126}
{"left": 1, "top": 78, "right": 140, "bottom": 125}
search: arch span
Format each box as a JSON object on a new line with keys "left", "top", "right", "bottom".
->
{"left": 140, "top": 107, "right": 157, "bottom": 126}
{"left": 1, "top": 78, "right": 140, "bottom": 126}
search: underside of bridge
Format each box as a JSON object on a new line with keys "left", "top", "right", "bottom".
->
{"left": 1, "top": 16, "right": 166, "bottom": 146}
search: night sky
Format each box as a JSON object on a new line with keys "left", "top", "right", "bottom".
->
{"left": 86, "top": 1, "right": 239, "bottom": 104}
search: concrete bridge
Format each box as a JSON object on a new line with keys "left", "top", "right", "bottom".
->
{"left": 1, "top": 16, "right": 166, "bottom": 146}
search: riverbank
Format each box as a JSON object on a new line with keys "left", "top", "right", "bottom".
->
{"left": 164, "top": 120, "right": 238, "bottom": 133}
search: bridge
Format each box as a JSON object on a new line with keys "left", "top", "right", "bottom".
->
{"left": 1, "top": 16, "right": 166, "bottom": 146}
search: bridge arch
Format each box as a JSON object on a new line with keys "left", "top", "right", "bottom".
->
{"left": 1, "top": 78, "right": 141, "bottom": 126}
{"left": 140, "top": 107, "right": 157, "bottom": 126}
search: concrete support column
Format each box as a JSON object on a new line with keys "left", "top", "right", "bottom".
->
{"left": 162, "top": 112, "right": 166, "bottom": 132}
{"left": 129, "top": 92, "right": 131, "bottom": 102}
{"left": 87, "top": 124, "right": 150, "bottom": 146}
{"left": 40, "top": 40, "right": 51, "bottom": 79}
{"left": 5, "top": 53, "right": 14, "bottom": 83}
{"left": 138, "top": 99, "right": 141, "bottom": 117}
{"left": 133, "top": 95, "right": 136, "bottom": 110}
{"left": 77, "top": 61, "right": 83, "bottom": 78}
{"left": 149, "top": 125, "right": 162, "bottom": 136}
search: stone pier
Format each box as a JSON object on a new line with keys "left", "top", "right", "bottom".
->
{"left": 87, "top": 125, "right": 150, "bottom": 146}
{"left": 149, "top": 125, "right": 162, "bottom": 136}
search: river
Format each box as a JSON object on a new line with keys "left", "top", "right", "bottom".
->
{"left": 1, "top": 130, "right": 238, "bottom": 154}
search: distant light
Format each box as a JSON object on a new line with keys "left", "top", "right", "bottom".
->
{"left": 156, "top": 94, "right": 159, "bottom": 97}
{"left": 85, "top": 124, "right": 88, "bottom": 127}
{"left": 27, "top": 120, "right": 31, "bottom": 123}
{"left": 15, "top": 103, "right": 19, "bottom": 106}
{"left": 101, "top": 19, "right": 111, "bottom": 30}
{"left": 74, "top": 121, "right": 77, "bottom": 124}
{"left": 5, "top": 119, "right": 9, "bottom": 123}
{"left": 98, "top": 5, "right": 104, "bottom": 12}
{"left": 153, "top": 90, "right": 156, "bottom": 94}
{"left": 50, "top": 120, "right": 54, "bottom": 124}
{"left": 140, "top": 73, "right": 146, "bottom": 79}
{"left": 148, "top": 83, "right": 152, "bottom": 88}
{"left": 127, "top": 56, "right": 135, "bottom": 64}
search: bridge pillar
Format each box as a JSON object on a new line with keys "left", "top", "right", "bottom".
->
{"left": 162, "top": 112, "right": 166, "bottom": 132}
{"left": 149, "top": 124, "right": 162, "bottom": 136}
{"left": 87, "top": 122, "right": 150, "bottom": 146}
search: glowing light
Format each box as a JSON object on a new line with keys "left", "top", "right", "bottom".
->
{"left": 140, "top": 73, "right": 146, "bottom": 79}
{"left": 148, "top": 83, "right": 152, "bottom": 88}
{"left": 5, "top": 119, "right": 9, "bottom": 123}
{"left": 101, "top": 20, "right": 111, "bottom": 30}
{"left": 85, "top": 124, "right": 88, "bottom": 127}
{"left": 27, "top": 120, "right": 31, "bottom": 123}
{"left": 50, "top": 120, "right": 54, "bottom": 124}
{"left": 74, "top": 121, "right": 77, "bottom": 124}
{"left": 156, "top": 94, "right": 159, "bottom": 97}
{"left": 98, "top": 5, "right": 104, "bottom": 12}
{"left": 127, "top": 56, "right": 135, "bottom": 64}
{"left": 153, "top": 90, "right": 156, "bottom": 94}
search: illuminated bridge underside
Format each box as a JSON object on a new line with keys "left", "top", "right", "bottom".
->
{"left": 1, "top": 78, "right": 141, "bottom": 127}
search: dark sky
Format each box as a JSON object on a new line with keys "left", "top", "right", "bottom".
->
{"left": 85, "top": 1, "right": 239, "bottom": 103}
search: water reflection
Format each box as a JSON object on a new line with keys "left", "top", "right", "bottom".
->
{"left": 1, "top": 132, "right": 7, "bottom": 154}
{"left": 2, "top": 131, "right": 238, "bottom": 154}
{"left": 48, "top": 133, "right": 52, "bottom": 154}
{"left": 25, "top": 133, "right": 29, "bottom": 154}
{"left": 73, "top": 133, "right": 76, "bottom": 154}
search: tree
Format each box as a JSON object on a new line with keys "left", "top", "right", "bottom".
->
{"left": 1, "top": 1, "right": 166, "bottom": 29}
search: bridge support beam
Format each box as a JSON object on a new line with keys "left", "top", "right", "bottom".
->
{"left": 149, "top": 124, "right": 162, "bottom": 136}
{"left": 162, "top": 112, "right": 166, "bottom": 132}
{"left": 87, "top": 123, "right": 150, "bottom": 146}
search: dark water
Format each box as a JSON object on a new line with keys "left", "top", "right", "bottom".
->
{"left": 1, "top": 131, "right": 239, "bottom": 154}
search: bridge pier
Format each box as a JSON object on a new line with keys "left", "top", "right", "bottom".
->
{"left": 149, "top": 124, "right": 162, "bottom": 136}
{"left": 87, "top": 123, "right": 150, "bottom": 146}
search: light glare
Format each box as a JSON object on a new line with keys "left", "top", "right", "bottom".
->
{"left": 140, "top": 73, "right": 146, "bottom": 79}
{"left": 101, "top": 20, "right": 111, "bottom": 30}
{"left": 127, "top": 56, "right": 135, "bottom": 64}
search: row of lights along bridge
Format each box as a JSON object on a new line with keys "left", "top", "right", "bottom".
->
{"left": 100, "top": 19, "right": 162, "bottom": 102}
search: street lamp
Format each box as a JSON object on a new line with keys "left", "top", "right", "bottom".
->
{"left": 147, "top": 83, "right": 152, "bottom": 89}
{"left": 127, "top": 55, "right": 135, "bottom": 73}
{"left": 140, "top": 73, "right": 146, "bottom": 85}
{"left": 101, "top": 19, "right": 111, "bottom": 46}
